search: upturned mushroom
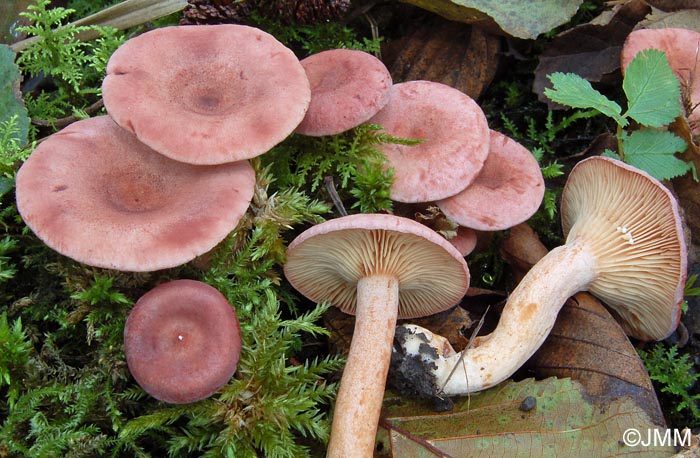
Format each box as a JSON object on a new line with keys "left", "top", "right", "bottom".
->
{"left": 393, "top": 156, "right": 686, "bottom": 396}
{"left": 283, "top": 213, "right": 469, "bottom": 457}
{"left": 437, "top": 130, "right": 545, "bottom": 231}
{"left": 367, "top": 80, "right": 490, "bottom": 203}
{"left": 102, "top": 24, "right": 311, "bottom": 165}
{"left": 294, "top": 48, "right": 392, "bottom": 136}
{"left": 15, "top": 116, "right": 255, "bottom": 272}
{"left": 124, "top": 279, "right": 242, "bottom": 404}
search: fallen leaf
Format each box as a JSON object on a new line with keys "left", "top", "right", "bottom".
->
{"left": 379, "top": 377, "right": 675, "bottom": 457}
{"left": 398, "top": 0, "right": 584, "bottom": 40}
{"left": 533, "top": 0, "right": 650, "bottom": 107}
{"left": 528, "top": 292, "right": 667, "bottom": 427}
{"left": 382, "top": 16, "right": 500, "bottom": 99}
{"left": 0, "top": 44, "right": 29, "bottom": 148}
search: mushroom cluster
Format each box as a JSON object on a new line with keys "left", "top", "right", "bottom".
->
{"left": 365, "top": 80, "right": 545, "bottom": 255}
{"left": 16, "top": 24, "right": 315, "bottom": 271}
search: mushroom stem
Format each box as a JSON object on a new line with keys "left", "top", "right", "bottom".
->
{"left": 436, "top": 237, "right": 597, "bottom": 394}
{"left": 327, "top": 274, "right": 399, "bottom": 458}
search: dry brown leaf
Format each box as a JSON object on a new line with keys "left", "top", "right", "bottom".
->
{"left": 533, "top": 0, "right": 650, "bottom": 106}
{"left": 382, "top": 15, "right": 500, "bottom": 99}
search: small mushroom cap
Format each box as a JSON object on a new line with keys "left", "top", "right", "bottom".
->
{"left": 15, "top": 116, "right": 255, "bottom": 272}
{"left": 284, "top": 213, "right": 470, "bottom": 319}
{"left": 367, "top": 81, "right": 490, "bottom": 203}
{"left": 621, "top": 28, "right": 700, "bottom": 134}
{"left": 449, "top": 226, "right": 478, "bottom": 257}
{"left": 561, "top": 156, "right": 687, "bottom": 341}
{"left": 102, "top": 24, "right": 310, "bottom": 165}
{"left": 295, "top": 49, "right": 392, "bottom": 136}
{"left": 124, "top": 279, "right": 242, "bottom": 404}
{"left": 437, "top": 130, "right": 545, "bottom": 231}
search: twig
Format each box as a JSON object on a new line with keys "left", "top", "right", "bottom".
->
{"left": 31, "top": 99, "right": 104, "bottom": 128}
{"left": 378, "top": 417, "right": 455, "bottom": 458}
{"left": 437, "top": 305, "right": 491, "bottom": 397}
{"left": 324, "top": 176, "right": 348, "bottom": 216}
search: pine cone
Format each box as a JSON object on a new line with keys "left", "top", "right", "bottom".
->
{"left": 181, "top": 0, "right": 351, "bottom": 26}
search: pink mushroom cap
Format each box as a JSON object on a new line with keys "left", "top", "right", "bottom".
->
{"left": 437, "top": 130, "right": 545, "bottom": 231}
{"left": 294, "top": 49, "right": 392, "bottom": 136}
{"left": 15, "top": 116, "right": 255, "bottom": 272}
{"left": 367, "top": 80, "right": 490, "bottom": 203}
{"left": 124, "top": 279, "right": 242, "bottom": 404}
{"left": 621, "top": 28, "right": 700, "bottom": 134}
{"left": 102, "top": 24, "right": 311, "bottom": 165}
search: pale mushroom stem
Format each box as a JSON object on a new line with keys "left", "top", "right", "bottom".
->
{"left": 327, "top": 274, "right": 399, "bottom": 458}
{"left": 437, "top": 237, "right": 597, "bottom": 395}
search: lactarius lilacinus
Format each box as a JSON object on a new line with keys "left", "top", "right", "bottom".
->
{"left": 393, "top": 156, "right": 687, "bottom": 396}
{"left": 283, "top": 213, "right": 469, "bottom": 457}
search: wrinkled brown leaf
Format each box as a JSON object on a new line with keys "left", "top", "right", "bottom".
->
{"left": 639, "top": 8, "right": 700, "bottom": 30}
{"left": 533, "top": 0, "right": 650, "bottom": 106}
{"left": 382, "top": 16, "right": 500, "bottom": 99}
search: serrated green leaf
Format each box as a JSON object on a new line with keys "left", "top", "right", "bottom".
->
{"left": 621, "top": 129, "right": 691, "bottom": 180}
{"left": 545, "top": 72, "right": 627, "bottom": 127}
{"left": 0, "top": 44, "right": 29, "bottom": 148}
{"left": 623, "top": 49, "right": 681, "bottom": 127}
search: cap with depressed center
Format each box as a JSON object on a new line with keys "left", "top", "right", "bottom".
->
{"left": 15, "top": 116, "right": 255, "bottom": 272}
{"left": 437, "top": 130, "right": 545, "bottom": 231}
{"left": 367, "top": 80, "right": 490, "bottom": 203}
{"left": 102, "top": 24, "right": 311, "bottom": 165}
{"left": 284, "top": 213, "right": 469, "bottom": 457}
{"left": 392, "top": 156, "right": 686, "bottom": 396}
{"left": 124, "top": 279, "right": 242, "bottom": 404}
{"left": 295, "top": 49, "right": 392, "bottom": 136}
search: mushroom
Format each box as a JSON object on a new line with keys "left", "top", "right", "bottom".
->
{"left": 102, "top": 24, "right": 311, "bottom": 165}
{"left": 367, "top": 80, "right": 490, "bottom": 203}
{"left": 294, "top": 48, "right": 392, "bottom": 136}
{"left": 437, "top": 130, "right": 545, "bottom": 231}
{"left": 124, "top": 279, "right": 242, "bottom": 404}
{"left": 449, "top": 226, "right": 478, "bottom": 256}
{"left": 621, "top": 28, "right": 700, "bottom": 135}
{"left": 393, "top": 156, "right": 687, "bottom": 396}
{"left": 283, "top": 213, "right": 469, "bottom": 457}
{"left": 15, "top": 116, "right": 255, "bottom": 272}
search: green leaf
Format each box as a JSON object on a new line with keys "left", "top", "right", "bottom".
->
{"left": 400, "top": 0, "right": 583, "bottom": 39}
{"left": 621, "top": 129, "right": 691, "bottom": 180}
{"left": 545, "top": 72, "right": 627, "bottom": 127}
{"left": 379, "top": 377, "right": 676, "bottom": 457}
{"left": 623, "top": 49, "right": 682, "bottom": 127}
{"left": 0, "top": 44, "right": 29, "bottom": 149}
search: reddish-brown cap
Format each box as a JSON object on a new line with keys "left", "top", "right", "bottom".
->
{"left": 284, "top": 213, "right": 470, "bottom": 319}
{"left": 621, "top": 28, "right": 700, "bottom": 134}
{"left": 124, "top": 279, "right": 242, "bottom": 404}
{"left": 102, "top": 24, "right": 310, "bottom": 164}
{"left": 15, "top": 116, "right": 255, "bottom": 272}
{"left": 294, "top": 49, "right": 392, "bottom": 136}
{"left": 561, "top": 156, "right": 687, "bottom": 341}
{"left": 437, "top": 130, "right": 545, "bottom": 231}
{"left": 367, "top": 81, "right": 490, "bottom": 203}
